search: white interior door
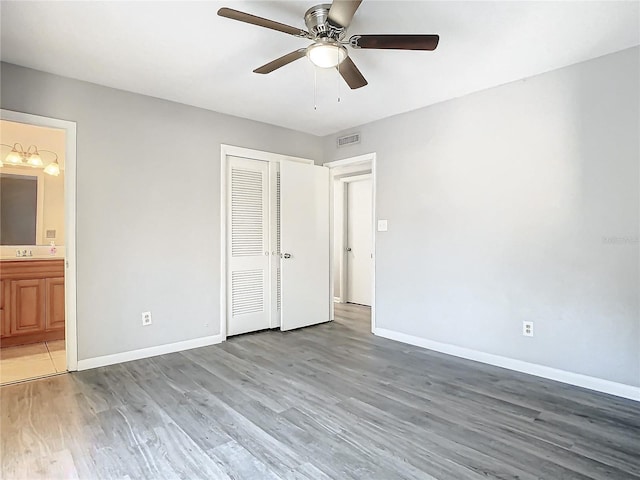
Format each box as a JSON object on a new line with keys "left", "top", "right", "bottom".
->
{"left": 227, "top": 156, "right": 271, "bottom": 336}
{"left": 280, "top": 161, "right": 330, "bottom": 331}
{"left": 346, "top": 179, "right": 372, "bottom": 306}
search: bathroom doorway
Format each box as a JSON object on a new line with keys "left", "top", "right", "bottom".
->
{"left": 0, "top": 111, "right": 77, "bottom": 385}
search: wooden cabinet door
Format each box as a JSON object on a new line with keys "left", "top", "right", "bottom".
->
{"left": 10, "top": 279, "right": 46, "bottom": 335}
{"left": 46, "top": 277, "right": 65, "bottom": 331}
{"left": 0, "top": 280, "right": 8, "bottom": 337}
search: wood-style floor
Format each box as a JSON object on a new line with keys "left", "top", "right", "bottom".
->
{"left": 1, "top": 303, "right": 639, "bottom": 479}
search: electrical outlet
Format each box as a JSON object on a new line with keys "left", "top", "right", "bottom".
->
{"left": 142, "top": 311, "right": 152, "bottom": 326}
{"left": 523, "top": 321, "right": 534, "bottom": 337}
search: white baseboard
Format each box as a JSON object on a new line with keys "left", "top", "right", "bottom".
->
{"left": 77, "top": 334, "right": 224, "bottom": 371}
{"left": 373, "top": 328, "right": 640, "bottom": 402}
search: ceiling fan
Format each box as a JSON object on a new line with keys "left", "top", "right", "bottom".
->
{"left": 217, "top": 0, "right": 439, "bottom": 89}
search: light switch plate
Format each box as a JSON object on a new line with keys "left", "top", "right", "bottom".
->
{"left": 377, "top": 220, "right": 388, "bottom": 232}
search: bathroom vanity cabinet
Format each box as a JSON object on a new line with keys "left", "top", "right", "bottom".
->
{"left": 0, "top": 259, "right": 65, "bottom": 347}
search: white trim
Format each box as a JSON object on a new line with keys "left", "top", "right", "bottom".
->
{"left": 325, "top": 153, "right": 377, "bottom": 332}
{"left": 324, "top": 154, "right": 374, "bottom": 169}
{"left": 77, "top": 335, "right": 223, "bottom": 371}
{"left": 374, "top": 327, "right": 640, "bottom": 402}
{"left": 221, "top": 144, "right": 314, "bottom": 165}
{"left": 1, "top": 109, "right": 78, "bottom": 372}
{"left": 340, "top": 173, "right": 372, "bottom": 184}
{"left": 220, "top": 144, "right": 316, "bottom": 341}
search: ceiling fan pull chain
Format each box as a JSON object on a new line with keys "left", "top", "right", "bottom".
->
{"left": 337, "top": 63, "right": 341, "bottom": 103}
{"left": 314, "top": 67, "right": 317, "bottom": 111}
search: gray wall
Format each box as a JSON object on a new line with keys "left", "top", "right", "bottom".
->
{"left": 1, "top": 62, "right": 323, "bottom": 360}
{"left": 323, "top": 47, "right": 640, "bottom": 387}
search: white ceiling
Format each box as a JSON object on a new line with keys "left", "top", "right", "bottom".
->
{"left": 1, "top": 1, "right": 638, "bottom": 136}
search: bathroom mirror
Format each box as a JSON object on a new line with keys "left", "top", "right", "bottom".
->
{"left": 0, "top": 168, "right": 64, "bottom": 246}
{"left": 0, "top": 172, "right": 41, "bottom": 245}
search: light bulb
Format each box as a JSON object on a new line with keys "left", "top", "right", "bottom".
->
{"left": 28, "top": 153, "right": 43, "bottom": 167}
{"left": 306, "top": 43, "right": 347, "bottom": 68}
{"left": 5, "top": 150, "right": 23, "bottom": 165}
{"left": 44, "top": 161, "right": 60, "bottom": 176}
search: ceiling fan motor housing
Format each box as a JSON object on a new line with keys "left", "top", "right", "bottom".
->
{"left": 304, "top": 4, "right": 345, "bottom": 40}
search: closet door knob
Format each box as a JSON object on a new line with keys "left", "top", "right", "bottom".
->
{"left": 283, "top": 253, "right": 292, "bottom": 259}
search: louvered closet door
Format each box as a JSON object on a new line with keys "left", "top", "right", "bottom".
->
{"left": 269, "top": 164, "right": 282, "bottom": 328}
{"left": 227, "top": 156, "right": 271, "bottom": 336}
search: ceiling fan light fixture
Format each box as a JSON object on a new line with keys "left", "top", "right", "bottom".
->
{"left": 306, "top": 42, "right": 347, "bottom": 68}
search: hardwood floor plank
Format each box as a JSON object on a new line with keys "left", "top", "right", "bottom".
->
{"left": 5, "top": 448, "right": 79, "bottom": 480}
{"left": 208, "top": 440, "right": 281, "bottom": 479}
{"left": 280, "top": 462, "right": 334, "bottom": 480}
{"left": 182, "top": 388, "right": 306, "bottom": 477}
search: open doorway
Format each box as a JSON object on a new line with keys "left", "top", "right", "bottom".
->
{"left": 325, "top": 153, "right": 376, "bottom": 333}
{"left": 344, "top": 175, "right": 373, "bottom": 306}
{"left": 0, "top": 111, "right": 77, "bottom": 385}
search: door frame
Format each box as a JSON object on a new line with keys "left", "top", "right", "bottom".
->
{"left": 1, "top": 109, "right": 78, "bottom": 371}
{"left": 219, "top": 144, "right": 314, "bottom": 341}
{"left": 324, "top": 153, "right": 377, "bottom": 333}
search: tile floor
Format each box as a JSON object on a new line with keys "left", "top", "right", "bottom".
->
{"left": 0, "top": 340, "right": 66, "bottom": 386}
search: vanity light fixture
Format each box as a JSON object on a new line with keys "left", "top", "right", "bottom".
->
{"left": 0, "top": 143, "right": 60, "bottom": 176}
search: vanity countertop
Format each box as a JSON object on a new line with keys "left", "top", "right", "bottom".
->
{"left": 0, "top": 256, "right": 64, "bottom": 261}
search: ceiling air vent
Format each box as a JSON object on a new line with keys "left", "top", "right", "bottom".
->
{"left": 337, "top": 132, "right": 361, "bottom": 148}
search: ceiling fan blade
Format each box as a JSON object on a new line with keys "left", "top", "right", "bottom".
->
{"left": 337, "top": 56, "right": 367, "bottom": 89}
{"left": 328, "top": 0, "right": 363, "bottom": 28}
{"left": 254, "top": 49, "right": 307, "bottom": 74}
{"left": 218, "top": 7, "right": 309, "bottom": 38}
{"left": 350, "top": 34, "right": 440, "bottom": 50}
